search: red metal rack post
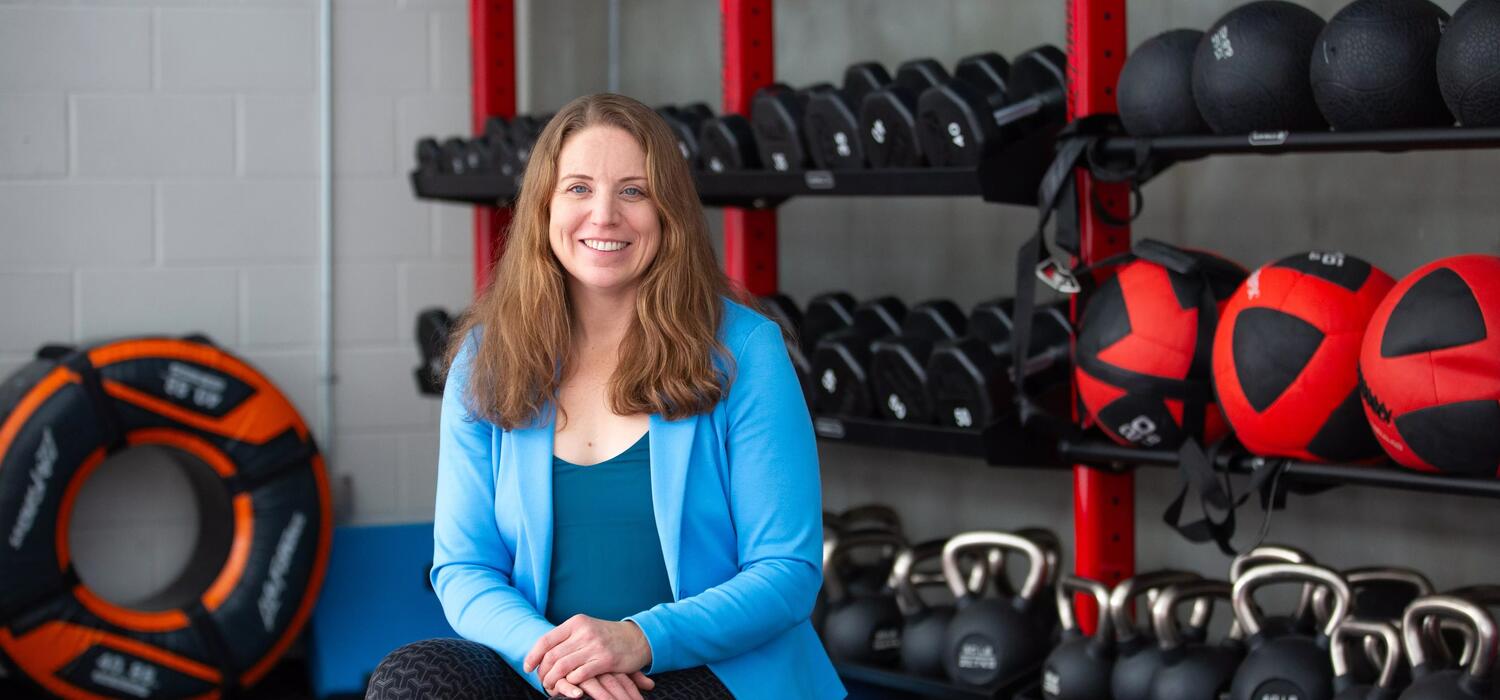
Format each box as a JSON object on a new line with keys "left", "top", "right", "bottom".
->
{"left": 471, "top": 0, "right": 516, "bottom": 294}
{"left": 719, "top": 0, "right": 777, "bottom": 295}
{"left": 1068, "top": 0, "right": 1134, "bottom": 626}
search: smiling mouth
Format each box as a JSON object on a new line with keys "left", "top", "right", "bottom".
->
{"left": 582, "top": 239, "right": 629, "bottom": 252}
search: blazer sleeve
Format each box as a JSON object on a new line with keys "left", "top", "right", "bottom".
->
{"left": 626, "top": 320, "right": 824, "bottom": 672}
{"left": 430, "top": 335, "right": 555, "bottom": 692}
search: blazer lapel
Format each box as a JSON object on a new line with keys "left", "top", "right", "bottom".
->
{"left": 511, "top": 417, "right": 555, "bottom": 611}
{"left": 648, "top": 413, "right": 697, "bottom": 598}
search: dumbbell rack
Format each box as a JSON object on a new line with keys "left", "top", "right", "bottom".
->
{"left": 428, "top": 2, "right": 1500, "bottom": 699}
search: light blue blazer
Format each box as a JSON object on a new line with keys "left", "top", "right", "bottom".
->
{"left": 431, "top": 298, "right": 846, "bottom": 700}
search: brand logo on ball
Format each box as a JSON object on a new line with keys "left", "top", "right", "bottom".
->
{"left": 1119, "top": 415, "right": 1161, "bottom": 446}
{"left": 259, "top": 511, "right": 307, "bottom": 632}
{"left": 957, "top": 637, "right": 998, "bottom": 670}
{"left": 8, "top": 427, "right": 57, "bottom": 550}
{"left": 871, "top": 628, "right": 901, "bottom": 651}
{"left": 162, "top": 362, "right": 226, "bottom": 410}
{"left": 1357, "top": 370, "right": 1393, "bottom": 423}
{"left": 1308, "top": 251, "right": 1345, "bottom": 267}
{"left": 1211, "top": 26, "right": 1234, "bottom": 60}
{"left": 90, "top": 652, "right": 157, "bottom": 698}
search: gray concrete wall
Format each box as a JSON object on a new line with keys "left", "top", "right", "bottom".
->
{"left": 522, "top": 0, "right": 1500, "bottom": 592}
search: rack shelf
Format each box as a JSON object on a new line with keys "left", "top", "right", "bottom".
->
{"left": 812, "top": 415, "right": 1058, "bottom": 468}
{"left": 1058, "top": 440, "right": 1500, "bottom": 501}
{"left": 833, "top": 662, "right": 1039, "bottom": 700}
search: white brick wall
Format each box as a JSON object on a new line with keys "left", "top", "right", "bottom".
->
{"left": 0, "top": 0, "right": 473, "bottom": 594}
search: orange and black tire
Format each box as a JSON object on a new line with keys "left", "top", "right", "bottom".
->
{"left": 0, "top": 336, "right": 331, "bottom": 699}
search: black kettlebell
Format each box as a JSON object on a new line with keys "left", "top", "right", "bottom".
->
{"left": 1400, "top": 595, "right": 1499, "bottom": 699}
{"left": 813, "top": 511, "right": 842, "bottom": 634}
{"left": 1110, "top": 570, "right": 1213, "bottom": 700}
{"left": 941, "top": 531, "right": 1053, "bottom": 688}
{"left": 1313, "top": 567, "right": 1434, "bottom": 686}
{"left": 836, "top": 504, "right": 906, "bottom": 597}
{"left": 1146, "top": 579, "right": 1245, "bottom": 700}
{"left": 1230, "top": 562, "right": 1353, "bottom": 700}
{"left": 1041, "top": 574, "right": 1114, "bottom": 700}
{"left": 892, "top": 539, "right": 987, "bottom": 677}
{"left": 1331, "top": 618, "right": 1403, "bottom": 700}
{"left": 1230, "top": 544, "right": 1320, "bottom": 638}
{"left": 821, "top": 530, "right": 906, "bottom": 667}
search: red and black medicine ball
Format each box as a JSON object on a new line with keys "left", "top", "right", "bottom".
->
{"left": 1213, "top": 251, "right": 1395, "bottom": 461}
{"left": 1076, "top": 246, "right": 1246, "bottom": 449}
{"left": 1359, "top": 255, "right": 1500, "bottom": 476}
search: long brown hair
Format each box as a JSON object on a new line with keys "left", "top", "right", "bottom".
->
{"left": 445, "top": 93, "right": 736, "bottom": 430}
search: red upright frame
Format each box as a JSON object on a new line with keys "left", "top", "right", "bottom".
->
{"left": 1068, "top": 0, "right": 1134, "bottom": 628}
{"left": 471, "top": 0, "right": 516, "bottom": 294}
{"left": 719, "top": 0, "right": 777, "bottom": 295}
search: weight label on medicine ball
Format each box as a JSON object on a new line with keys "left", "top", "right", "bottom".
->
{"left": 1212, "top": 26, "right": 1234, "bottom": 60}
{"left": 956, "top": 637, "right": 998, "bottom": 671}
{"left": 1308, "top": 251, "right": 1345, "bottom": 267}
{"left": 1118, "top": 415, "right": 1162, "bottom": 446}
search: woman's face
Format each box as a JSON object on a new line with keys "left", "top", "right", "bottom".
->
{"left": 548, "top": 125, "right": 662, "bottom": 299}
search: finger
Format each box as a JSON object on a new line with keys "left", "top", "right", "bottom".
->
{"left": 526, "top": 623, "right": 574, "bottom": 672}
{"left": 538, "top": 640, "right": 581, "bottom": 686}
{"left": 565, "top": 658, "right": 610, "bottom": 687}
{"left": 613, "top": 674, "right": 644, "bottom": 700}
{"left": 553, "top": 678, "right": 584, "bottom": 700}
{"left": 600, "top": 673, "right": 635, "bottom": 700}
{"left": 581, "top": 677, "right": 619, "bottom": 700}
{"left": 629, "top": 671, "right": 655, "bottom": 691}
{"left": 543, "top": 649, "right": 592, "bottom": 691}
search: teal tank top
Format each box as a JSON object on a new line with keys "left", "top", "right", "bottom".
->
{"left": 545, "top": 432, "right": 674, "bottom": 625}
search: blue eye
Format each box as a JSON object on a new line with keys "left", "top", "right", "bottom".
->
{"left": 566, "top": 183, "right": 589, "bottom": 194}
{"left": 622, "top": 186, "right": 646, "bottom": 197}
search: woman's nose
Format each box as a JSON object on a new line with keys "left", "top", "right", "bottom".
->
{"left": 588, "top": 194, "right": 619, "bottom": 227}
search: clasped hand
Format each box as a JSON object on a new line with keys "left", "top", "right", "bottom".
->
{"left": 523, "top": 615, "right": 654, "bottom": 699}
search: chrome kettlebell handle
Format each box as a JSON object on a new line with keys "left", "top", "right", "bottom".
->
{"left": 1057, "top": 574, "right": 1113, "bottom": 640}
{"left": 941, "top": 531, "right": 1048, "bottom": 603}
{"left": 1233, "top": 562, "right": 1351, "bottom": 639}
{"left": 1153, "top": 580, "right": 1233, "bottom": 650}
{"left": 1331, "top": 618, "right": 1402, "bottom": 690}
{"left": 1403, "top": 595, "right": 1499, "bottom": 681}
{"left": 1109, "top": 570, "right": 1205, "bottom": 641}
{"left": 824, "top": 529, "right": 905, "bottom": 603}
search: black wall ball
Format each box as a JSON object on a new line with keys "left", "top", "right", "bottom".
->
{"left": 1311, "top": 0, "right": 1452, "bottom": 130}
{"left": 1437, "top": 0, "right": 1500, "bottom": 126}
{"left": 1192, "top": 1, "right": 1328, "bottom": 134}
{"left": 1118, "top": 29, "right": 1210, "bottom": 136}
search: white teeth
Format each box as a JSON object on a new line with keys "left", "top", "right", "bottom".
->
{"left": 582, "top": 239, "right": 627, "bottom": 252}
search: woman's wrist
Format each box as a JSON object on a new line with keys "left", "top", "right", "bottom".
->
{"left": 624, "top": 619, "right": 652, "bottom": 669}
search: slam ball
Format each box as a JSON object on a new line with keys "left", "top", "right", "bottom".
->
{"left": 1359, "top": 255, "right": 1500, "bottom": 476}
{"left": 1193, "top": 1, "right": 1328, "bottom": 134}
{"left": 1118, "top": 29, "right": 1211, "bottom": 137}
{"left": 1437, "top": 0, "right": 1500, "bottom": 126}
{"left": 1311, "top": 0, "right": 1453, "bottom": 130}
{"left": 1076, "top": 253, "right": 1246, "bottom": 449}
{"left": 1213, "top": 251, "right": 1395, "bottom": 462}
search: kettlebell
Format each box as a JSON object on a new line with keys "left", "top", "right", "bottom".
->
{"left": 1017, "top": 527, "right": 1065, "bottom": 641}
{"left": 892, "top": 539, "right": 986, "bottom": 677}
{"left": 1400, "top": 595, "right": 1500, "bottom": 699}
{"left": 1147, "top": 579, "right": 1245, "bottom": 700}
{"left": 1041, "top": 574, "right": 1114, "bottom": 700}
{"left": 1331, "top": 618, "right": 1403, "bottom": 700}
{"left": 1314, "top": 567, "right": 1434, "bottom": 686}
{"left": 836, "top": 504, "right": 907, "bottom": 597}
{"left": 821, "top": 530, "right": 906, "bottom": 667}
{"left": 1230, "top": 562, "right": 1353, "bottom": 700}
{"left": 1230, "top": 544, "right": 1320, "bottom": 638}
{"left": 1111, "top": 570, "right": 1211, "bottom": 700}
{"left": 941, "top": 531, "right": 1053, "bottom": 688}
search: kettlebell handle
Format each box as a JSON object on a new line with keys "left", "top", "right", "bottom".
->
{"left": 824, "top": 529, "right": 905, "bottom": 603}
{"left": 890, "top": 539, "right": 951, "bottom": 615}
{"left": 1230, "top": 545, "right": 1317, "bottom": 624}
{"left": 1056, "top": 574, "right": 1113, "bottom": 640}
{"left": 1233, "top": 562, "right": 1351, "bottom": 639}
{"left": 1109, "top": 570, "right": 1205, "bottom": 642}
{"left": 941, "top": 531, "right": 1048, "bottom": 602}
{"left": 1153, "top": 579, "right": 1233, "bottom": 650}
{"left": 1404, "top": 595, "right": 1499, "bottom": 680}
{"left": 1312, "top": 566, "right": 1434, "bottom": 624}
{"left": 1331, "top": 618, "right": 1402, "bottom": 690}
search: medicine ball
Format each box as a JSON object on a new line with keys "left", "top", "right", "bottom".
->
{"left": 1359, "top": 255, "right": 1500, "bottom": 476}
{"left": 1437, "top": 0, "right": 1500, "bottom": 126}
{"left": 1311, "top": 0, "right": 1452, "bottom": 130}
{"left": 1118, "top": 29, "right": 1211, "bottom": 137}
{"left": 1193, "top": 1, "right": 1328, "bottom": 134}
{"left": 1213, "top": 251, "right": 1395, "bottom": 462}
{"left": 1076, "top": 248, "right": 1247, "bottom": 449}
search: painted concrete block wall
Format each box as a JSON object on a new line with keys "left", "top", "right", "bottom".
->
{"left": 0, "top": 0, "right": 472, "bottom": 603}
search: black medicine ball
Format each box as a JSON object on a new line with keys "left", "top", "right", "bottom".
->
{"left": 1193, "top": 1, "right": 1329, "bottom": 134}
{"left": 1118, "top": 29, "right": 1211, "bottom": 136}
{"left": 1311, "top": 0, "right": 1453, "bottom": 130}
{"left": 1437, "top": 0, "right": 1500, "bottom": 126}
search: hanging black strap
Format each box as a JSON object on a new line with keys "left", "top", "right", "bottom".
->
{"left": 1163, "top": 438, "right": 1292, "bottom": 556}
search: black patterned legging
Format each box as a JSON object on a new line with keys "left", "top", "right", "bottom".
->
{"left": 366, "top": 638, "right": 735, "bottom": 700}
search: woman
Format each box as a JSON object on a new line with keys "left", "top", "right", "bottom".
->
{"left": 367, "top": 94, "right": 843, "bottom": 700}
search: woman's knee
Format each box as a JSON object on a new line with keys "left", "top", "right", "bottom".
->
{"left": 366, "top": 638, "right": 529, "bottom": 699}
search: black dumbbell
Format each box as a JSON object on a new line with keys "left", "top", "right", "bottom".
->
{"left": 480, "top": 116, "right": 521, "bottom": 177}
{"left": 757, "top": 294, "right": 814, "bottom": 406}
{"left": 858, "top": 58, "right": 951, "bottom": 168}
{"left": 751, "top": 83, "right": 834, "bottom": 172}
{"left": 657, "top": 103, "right": 713, "bottom": 166}
{"left": 803, "top": 63, "right": 892, "bottom": 170}
{"left": 508, "top": 113, "right": 549, "bottom": 166}
{"left": 415, "top": 137, "right": 443, "bottom": 175}
{"left": 698, "top": 114, "right": 760, "bottom": 172}
{"left": 918, "top": 46, "right": 1067, "bottom": 167}
{"left": 811, "top": 297, "right": 907, "bottom": 417}
{"left": 926, "top": 299, "right": 1072, "bottom": 429}
{"left": 414, "top": 308, "right": 454, "bottom": 396}
{"left": 869, "top": 300, "right": 968, "bottom": 423}
{"left": 801, "top": 291, "right": 857, "bottom": 356}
